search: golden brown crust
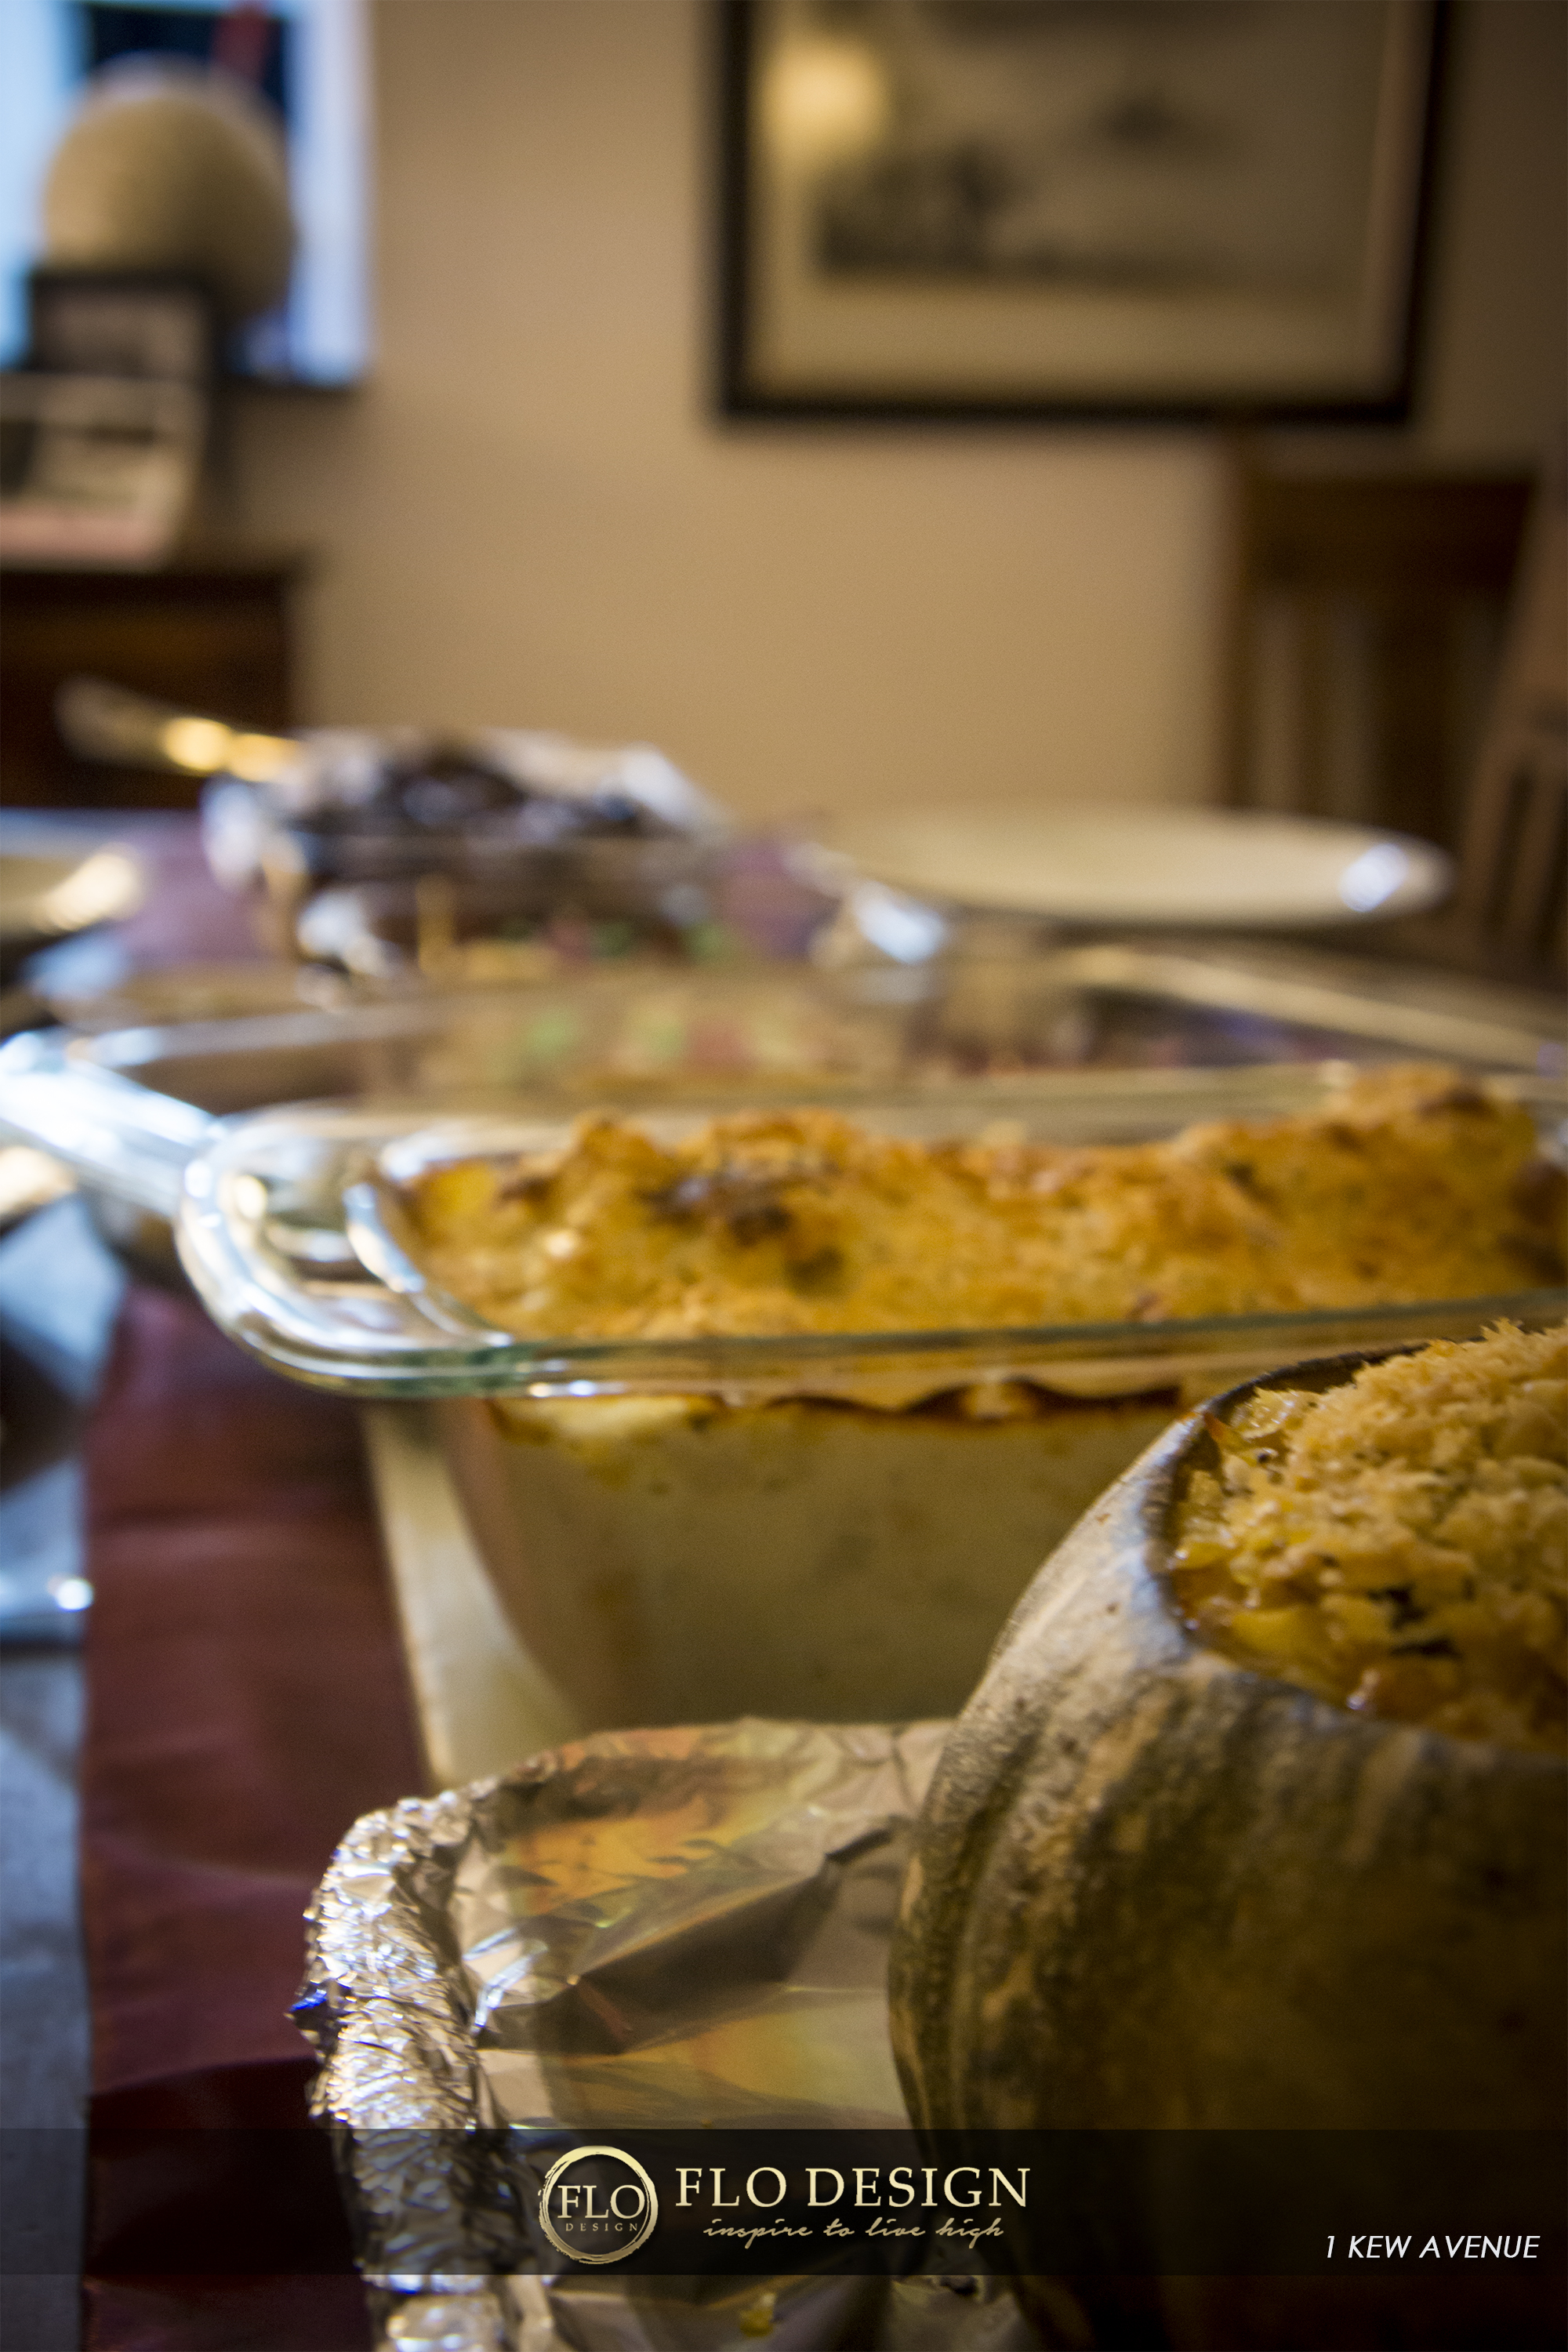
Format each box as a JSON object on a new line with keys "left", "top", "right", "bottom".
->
{"left": 403, "top": 1065, "right": 1564, "bottom": 1341}
{"left": 1171, "top": 1323, "right": 1568, "bottom": 1755}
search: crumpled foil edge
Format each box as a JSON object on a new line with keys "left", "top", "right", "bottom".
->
{"left": 297, "top": 1773, "right": 522, "bottom": 2347}
{"left": 296, "top": 1721, "right": 986, "bottom": 2352}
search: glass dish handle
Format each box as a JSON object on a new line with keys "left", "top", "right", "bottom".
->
{"left": 0, "top": 1030, "right": 212, "bottom": 1220}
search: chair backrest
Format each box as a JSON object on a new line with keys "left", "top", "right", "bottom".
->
{"left": 1223, "top": 460, "right": 1535, "bottom": 856}
{"left": 1450, "top": 467, "right": 1566, "bottom": 984}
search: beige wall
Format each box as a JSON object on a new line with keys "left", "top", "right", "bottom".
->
{"left": 230, "top": 0, "right": 1565, "bottom": 828}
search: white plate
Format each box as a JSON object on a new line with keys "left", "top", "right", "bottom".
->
{"left": 832, "top": 810, "right": 1454, "bottom": 928}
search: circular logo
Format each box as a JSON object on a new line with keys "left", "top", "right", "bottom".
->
{"left": 537, "top": 2145, "right": 659, "bottom": 2266}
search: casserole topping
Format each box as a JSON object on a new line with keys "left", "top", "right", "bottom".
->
{"left": 403, "top": 1066, "right": 1563, "bottom": 1341}
{"left": 1172, "top": 1323, "right": 1568, "bottom": 1754}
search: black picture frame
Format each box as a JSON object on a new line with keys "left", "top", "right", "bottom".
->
{"left": 717, "top": 0, "right": 1447, "bottom": 425}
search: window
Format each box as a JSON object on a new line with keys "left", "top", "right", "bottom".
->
{"left": 0, "top": 0, "right": 370, "bottom": 385}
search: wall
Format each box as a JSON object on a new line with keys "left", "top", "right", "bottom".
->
{"left": 230, "top": 0, "right": 1566, "bottom": 829}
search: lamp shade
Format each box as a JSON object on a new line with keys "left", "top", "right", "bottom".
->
{"left": 43, "top": 62, "right": 295, "bottom": 325}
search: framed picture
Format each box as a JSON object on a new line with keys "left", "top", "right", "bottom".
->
{"left": 717, "top": 0, "right": 1446, "bottom": 422}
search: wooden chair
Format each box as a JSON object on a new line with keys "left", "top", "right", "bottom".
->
{"left": 1443, "top": 466, "right": 1566, "bottom": 984}
{"left": 1221, "top": 456, "right": 1535, "bottom": 858}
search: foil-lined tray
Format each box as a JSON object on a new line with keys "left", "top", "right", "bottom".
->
{"left": 297, "top": 1719, "right": 1034, "bottom": 2352}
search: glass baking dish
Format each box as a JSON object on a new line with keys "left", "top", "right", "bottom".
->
{"left": 6, "top": 1032, "right": 1557, "bottom": 1729}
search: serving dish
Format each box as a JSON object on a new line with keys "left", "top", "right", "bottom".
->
{"left": 299, "top": 1716, "right": 1038, "bottom": 2352}
{"left": 40, "top": 933, "right": 1568, "bottom": 1122}
{"left": 892, "top": 1333, "right": 1566, "bottom": 2348}
{"left": 355, "top": 1073, "right": 1564, "bottom": 1726}
{"left": 2, "top": 1030, "right": 1561, "bottom": 1728}
{"left": 59, "top": 685, "right": 728, "bottom": 878}
{"left": 56, "top": 679, "right": 732, "bottom": 963}
{"left": 199, "top": 724, "right": 731, "bottom": 964}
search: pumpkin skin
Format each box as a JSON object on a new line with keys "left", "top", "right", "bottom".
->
{"left": 889, "top": 1352, "right": 1566, "bottom": 2346}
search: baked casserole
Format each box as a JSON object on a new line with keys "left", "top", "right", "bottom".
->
{"left": 401, "top": 1066, "right": 1564, "bottom": 1728}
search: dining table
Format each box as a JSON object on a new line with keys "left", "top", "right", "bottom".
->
{"left": 0, "top": 811, "right": 1562, "bottom": 2352}
{"left": 2, "top": 818, "right": 426, "bottom": 2352}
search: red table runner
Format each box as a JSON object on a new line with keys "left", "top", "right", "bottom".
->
{"left": 81, "top": 1283, "right": 427, "bottom": 2350}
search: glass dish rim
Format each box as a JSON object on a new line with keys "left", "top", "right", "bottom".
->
{"left": 187, "top": 1280, "right": 1568, "bottom": 1399}
{"left": 172, "top": 1083, "right": 1568, "bottom": 1399}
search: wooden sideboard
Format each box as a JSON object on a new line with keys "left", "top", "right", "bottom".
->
{"left": 0, "top": 545, "right": 310, "bottom": 807}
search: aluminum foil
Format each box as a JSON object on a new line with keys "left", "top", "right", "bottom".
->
{"left": 297, "top": 1718, "right": 1034, "bottom": 2352}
